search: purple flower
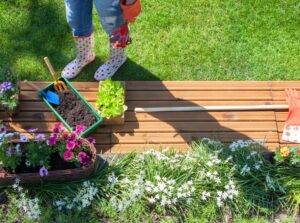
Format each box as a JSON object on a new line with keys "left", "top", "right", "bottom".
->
{"left": 87, "top": 137, "right": 96, "bottom": 144}
{"left": 61, "top": 133, "right": 69, "bottom": 141}
{"left": 0, "top": 127, "right": 7, "bottom": 133}
{"left": 69, "top": 132, "right": 77, "bottom": 141}
{"left": 75, "top": 124, "right": 87, "bottom": 135}
{"left": 66, "top": 141, "right": 76, "bottom": 150}
{"left": 78, "top": 152, "right": 91, "bottom": 166}
{"left": 1, "top": 82, "right": 12, "bottom": 91}
{"left": 35, "top": 134, "right": 45, "bottom": 141}
{"left": 28, "top": 128, "right": 38, "bottom": 133}
{"left": 46, "top": 134, "right": 58, "bottom": 146}
{"left": 19, "top": 135, "right": 28, "bottom": 142}
{"left": 64, "top": 150, "right": 74, "bottom": 161}
{"left": 39, "top": 166, "right": 48, "bottom": 177}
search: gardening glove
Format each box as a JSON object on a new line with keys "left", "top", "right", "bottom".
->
{"left": 282, "top": 88, "right": 300, "bottom": 143}
{"left": 110, "top": 23, "right": 131, "bottom": 48}
{"left": 120, "top": 0, "right": 142, "bottom": 24}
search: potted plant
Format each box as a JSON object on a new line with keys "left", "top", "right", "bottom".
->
{"left": 0, "top": 122, "right": 97, "bottom": 184}
{"left": 0, "top": 69, "right": 20, "bottom": 117}
{"left": 96, "top": 78, "right": 127, "bottom": 120}
{"left": 40, "top": 77, "right": 103, "bottom": 137}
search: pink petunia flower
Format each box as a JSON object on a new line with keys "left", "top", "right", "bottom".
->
{"left": 66, "top": 141, "right": 76, "bottom": 150}
{"left": 75, "top": 124, "right": 87, "bottom": 135}
{"left": 39, "top": 166, "right": 48, "bottom": 177}
{"left": 64, "top": 150, "right": 74, "bottom": 161}
{"left": 78, "top": 152, "right": 91, "bottom": 165}
{"left": 69, "top": 132, "right": 77, "bottom": 141}
{"left": 75, "top": 139, "right": 84, "bottom": 148}
{"left": 46, "top": 134, "right": 58, "bottom": 146}
{"left": 61, "top": 133, "right": 69, "bottom": 141}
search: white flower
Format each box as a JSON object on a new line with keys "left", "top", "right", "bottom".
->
{"left": 15, "top": 178, "right": 21, "bottom": 184}
{"left": 148, "top": 197, "right": 155, "bottom": 203}
{"left": 254, "top": 163, "right": 261, "bottom": 170}
{"left": 154, "top": 175, "right": 161, "bottom": 180}
{"left": 207, "top": 161, "right": 213, "bottom": 167}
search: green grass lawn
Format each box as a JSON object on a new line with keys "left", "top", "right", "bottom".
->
{"left": 0, "top": 0, "right": 299, "bottom": 81}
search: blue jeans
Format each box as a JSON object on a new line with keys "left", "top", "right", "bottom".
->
{"left": 65, "top": 0, "right": 126, "bottom": 37}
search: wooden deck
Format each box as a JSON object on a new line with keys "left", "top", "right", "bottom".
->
{"left": 1, "top": 81, "right": 300, "bottom": 154}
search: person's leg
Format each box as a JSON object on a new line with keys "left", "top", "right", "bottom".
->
{"left": 93, "top": 0, "right": 130, "bottom": 81}
{"left": 65, "top": 0, "right": 93, "bottom": 37}
{"left": 62, "top": 0, "right": 95, "bottom": 79}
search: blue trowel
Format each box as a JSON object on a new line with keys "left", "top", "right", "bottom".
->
{"left": 24, "top": 80, "right": 60, "bottom": 105}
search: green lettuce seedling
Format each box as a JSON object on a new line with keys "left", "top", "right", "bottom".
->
{"left": 96, "top": 78, "right": 125, "bottom": 119}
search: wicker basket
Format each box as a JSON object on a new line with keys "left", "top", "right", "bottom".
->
{"left": 0, "top": 139, "right": 97, "bottom": 185}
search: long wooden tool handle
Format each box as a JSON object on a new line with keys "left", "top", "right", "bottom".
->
{"left": 23, "top": 80, "right": 41, "bottom": 92}
{"left": 135, "top": 104, "right": 289, "bottom": 112}
{"left": 44, "top": 57, "right": 58, "bottom": 81}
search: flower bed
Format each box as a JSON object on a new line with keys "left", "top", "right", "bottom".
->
{"left": 0, "top": 123, "right": 97, "bottom": 184}
{"left": 0, "top": 138, "right": 299, "bottom": 222}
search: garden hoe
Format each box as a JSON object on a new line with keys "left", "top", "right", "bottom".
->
{"left": 44, "top": 57, "right": 68, "bottom": 92}
{"left": 135, "top": 88, "right": 300, "bottom": 144}
{"left": 23, "top": 80, "right": 60, "bottom": 105}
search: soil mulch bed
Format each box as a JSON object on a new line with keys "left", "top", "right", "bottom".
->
{"left": 55, "top": 91, "right": 97, "bottom": 129}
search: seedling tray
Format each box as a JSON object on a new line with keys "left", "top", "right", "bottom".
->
{"left": 40, "top": 77, "right": 103, "bottom": 137}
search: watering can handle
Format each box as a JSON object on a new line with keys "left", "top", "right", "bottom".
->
{"left": 44, "top": 57, "right": 58, "bottom": 82}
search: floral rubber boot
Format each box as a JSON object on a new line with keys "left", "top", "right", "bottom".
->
{"left": 94, "top": 44, "right": 127, "bottom": 81}
{"left": 62, "top": 34, "right": 95, "bottom": 79}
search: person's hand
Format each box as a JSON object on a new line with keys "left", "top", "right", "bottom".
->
{"left": 120, "top": 0, "right": 141, "bottom": 24}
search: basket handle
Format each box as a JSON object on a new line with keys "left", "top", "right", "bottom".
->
{"left": 80, "top": 138, "right": 96, "bottom": 157}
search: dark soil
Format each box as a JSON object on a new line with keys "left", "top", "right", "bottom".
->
{"left": 1, "top": 152, "right": 77, "bottom": 174}
{"left": 55, "top": 90, "right": 97, "bottom": 130}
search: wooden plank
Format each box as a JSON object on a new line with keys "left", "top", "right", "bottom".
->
{"left": 111, "top": 132, "right": 279, "bottom": 144}
{"left": 125, "top": 91, "right": 273, "bottom": 101}
{"left": 126, "top": 111, "right": 276, "bottom": 122}
{"left": 95, "top": 144, "right": 111, "bottom": 154}
{"left": 110, "top": 144, "right": 190, "bottom": 153}
{"left": 4, "top": 122, "right": 111, "bottom": 134}
{"left": 126, "top": 100, "right": 286, "bottom": 111}
{"left": 1, "top": 101, "right": 287, "bottom": 112}
{"left": 112, "top": 121, "right": 277, "bottom": 133}
{"left": 21, "top": 90, "right": 273, "bottom": 101}
{"left": 274, "top": 112, "right": 287, "bottom": 122}
{"left": 0, "top": 111, "right": 123, "bottom": 125}
{"left": 126, "top": 81, "right": 273, "bottom": 91}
